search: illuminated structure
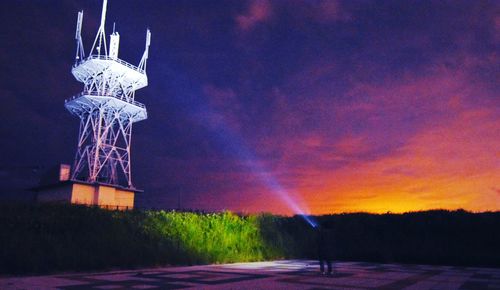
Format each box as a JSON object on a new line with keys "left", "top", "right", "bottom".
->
{"left": 67, "top": 0, "right": 150, "bottom": 187}
{"left": 35, "top": 0, "right": 150, "bottom": 209}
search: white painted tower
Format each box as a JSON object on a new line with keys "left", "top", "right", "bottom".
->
{"left": 65, "top": 0, "right": 151, "bottom": 188}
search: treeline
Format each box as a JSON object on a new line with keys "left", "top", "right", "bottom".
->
{"left": 0, "top": 204, "right": 498, "bottom": 275}
{"left": 314, "top": 210, "right": 500, "bottom": 267}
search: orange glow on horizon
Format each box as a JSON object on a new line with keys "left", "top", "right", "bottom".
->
{"left": 238, "top": 104, "right": 499, "bottom": 216}
{"left": 301, "top": 108, "right": 500, "bottom": 215}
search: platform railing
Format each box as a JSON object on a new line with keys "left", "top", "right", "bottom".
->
{"left": 74, "top": 54, "right": 146, "bottom": 74}
{"left": 65, "top": 91, "right": 146, "bottom": 109}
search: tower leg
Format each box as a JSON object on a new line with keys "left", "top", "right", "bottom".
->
{"left": 71, "top": 100, "right": 134, "bottom": 188}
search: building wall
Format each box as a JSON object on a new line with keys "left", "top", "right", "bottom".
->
{"left": 97, "top": 185, "right": 116, "bottom": 206}
{"left": 71, "top": 183, "right": 97, "bottom": 205}
{"left": 37, "top": 182, "right": 135, "bottom": 210}
{"left": 36, "top": 184, "right": 72, "bottom": 203}
{"left": 115, "top": 189, "right": 135, "bottom": 209}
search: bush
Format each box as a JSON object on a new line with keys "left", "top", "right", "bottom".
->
{"left": 0, "top": 204, "right": 296, "bottom": 274}
{"left": 0, "top": 204, "right": 498, "bottom": 275}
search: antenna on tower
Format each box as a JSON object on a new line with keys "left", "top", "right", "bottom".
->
{"left": 109, "top": 23, "right": 120, "bottom": 60}
{"left": 138, "top": 29, "right": 151, "bottom": 72}
{"left": 90, "top": 0, "right": 108, "bottom": 56}
{"left": 74, "top": 10, "right": 85, "bottom": 63}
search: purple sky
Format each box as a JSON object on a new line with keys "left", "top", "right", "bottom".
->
{"left": 0, "top": 0, "right": 498, "bottom": 214}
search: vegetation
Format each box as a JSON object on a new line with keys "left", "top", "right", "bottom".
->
{"left": 315, "top": 210, "right": 500, "bottom": 267}
{"left": 0, "top": 203, "right": 498, "bottom": 275}
{"left": 0, "top": 204, "right": 301, "bottom": 274}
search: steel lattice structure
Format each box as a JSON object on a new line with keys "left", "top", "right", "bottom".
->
{"left": 65, "top": 0, "right": 150, "bottom": 188}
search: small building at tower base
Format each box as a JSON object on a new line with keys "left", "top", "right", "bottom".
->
{"left": 33, "top": 164, "right": 139, "bottom": 210}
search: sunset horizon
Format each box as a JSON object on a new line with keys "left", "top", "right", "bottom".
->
{"left": 0, "top": 0, "right": 498, "bottom": 215}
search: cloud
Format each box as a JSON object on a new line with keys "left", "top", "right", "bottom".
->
{"left": 310, "top": 0, "right": 351, "bottom": 23}
{"left": 242, "top": 56, "right": 499, "bottom": 214}
{"left": 138, "top": 1, "right": 500, "bottom": 214}
{"left": 234, "top": 0, "right": 351, "bottom": 35}
{"left": 333, "top": 135, "right": 371, "bottom": 156}
{"left": 235, "top": 0, "right": 272, "bottom": 31}
{"left": 303, "top": 107, "right": 499, "bottom": 213}
{"left": 200, "top": 84, "right": 243, "bottom": 132}
{"left": 202, "top": 84, "right": 237, "bottom": 106}
{"left": 495, "top": 15, "right": 500, "bottom": 42}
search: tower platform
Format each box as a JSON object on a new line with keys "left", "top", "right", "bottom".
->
{"left": 72, "top": 55, "right": 148, "bottom": 92}
{"left": 65, "top": 92, "right": 147, "bottom": 123}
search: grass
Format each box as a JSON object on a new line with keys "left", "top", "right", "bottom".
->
{"left": 0, "top": 203, "right": 498, "bottom": 275}
{"left": 0, "top": 204, "right": 302, "bottom": 274}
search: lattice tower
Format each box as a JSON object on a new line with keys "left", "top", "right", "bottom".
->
{"left": 65, "top": 0, "right": 151, "bottom": 187}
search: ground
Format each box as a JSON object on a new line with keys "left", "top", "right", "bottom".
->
{"left": 1, "top": 260, "right": 500, "bottom": 289}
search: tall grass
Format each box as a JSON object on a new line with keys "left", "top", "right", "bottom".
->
{"left": 0, "top": 204, "right": 301, "bottom": 274}
{"left": 0, "top": 204, "right": 498, "bottom": 275}
{"left": 144, "top": 211, "right": 277, "bottom": 264}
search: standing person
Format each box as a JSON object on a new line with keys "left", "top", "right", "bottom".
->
{"left": 317, "top": 223, "right": 334, "bottom": 275}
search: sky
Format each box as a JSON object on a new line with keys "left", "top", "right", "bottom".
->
{"left": 0, "top": 0, "right": 498, "bottom": 215}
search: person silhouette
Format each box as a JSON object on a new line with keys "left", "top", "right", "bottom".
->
{"left": 317, "top": 223, "right": 334, "bottom": 275}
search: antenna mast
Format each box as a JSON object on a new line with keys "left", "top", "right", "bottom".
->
{"left": 74, "top": 11, "right": 85, "bottom": 62}
{"left": 90, "top": 0, "right": 108, "bottom": 56}
{"left": 138, "top": 29, "right": 151, "bottom": 72}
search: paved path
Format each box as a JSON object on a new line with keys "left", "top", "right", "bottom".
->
{"left": 2, "top": 260, "right": 500, "bottom": 289}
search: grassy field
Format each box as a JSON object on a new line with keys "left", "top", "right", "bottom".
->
{"left": 0, "top": 204, "right": 303, "bottom": 274}
{"left": 0, "top": 203, "right": 498, "bottom": 275}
